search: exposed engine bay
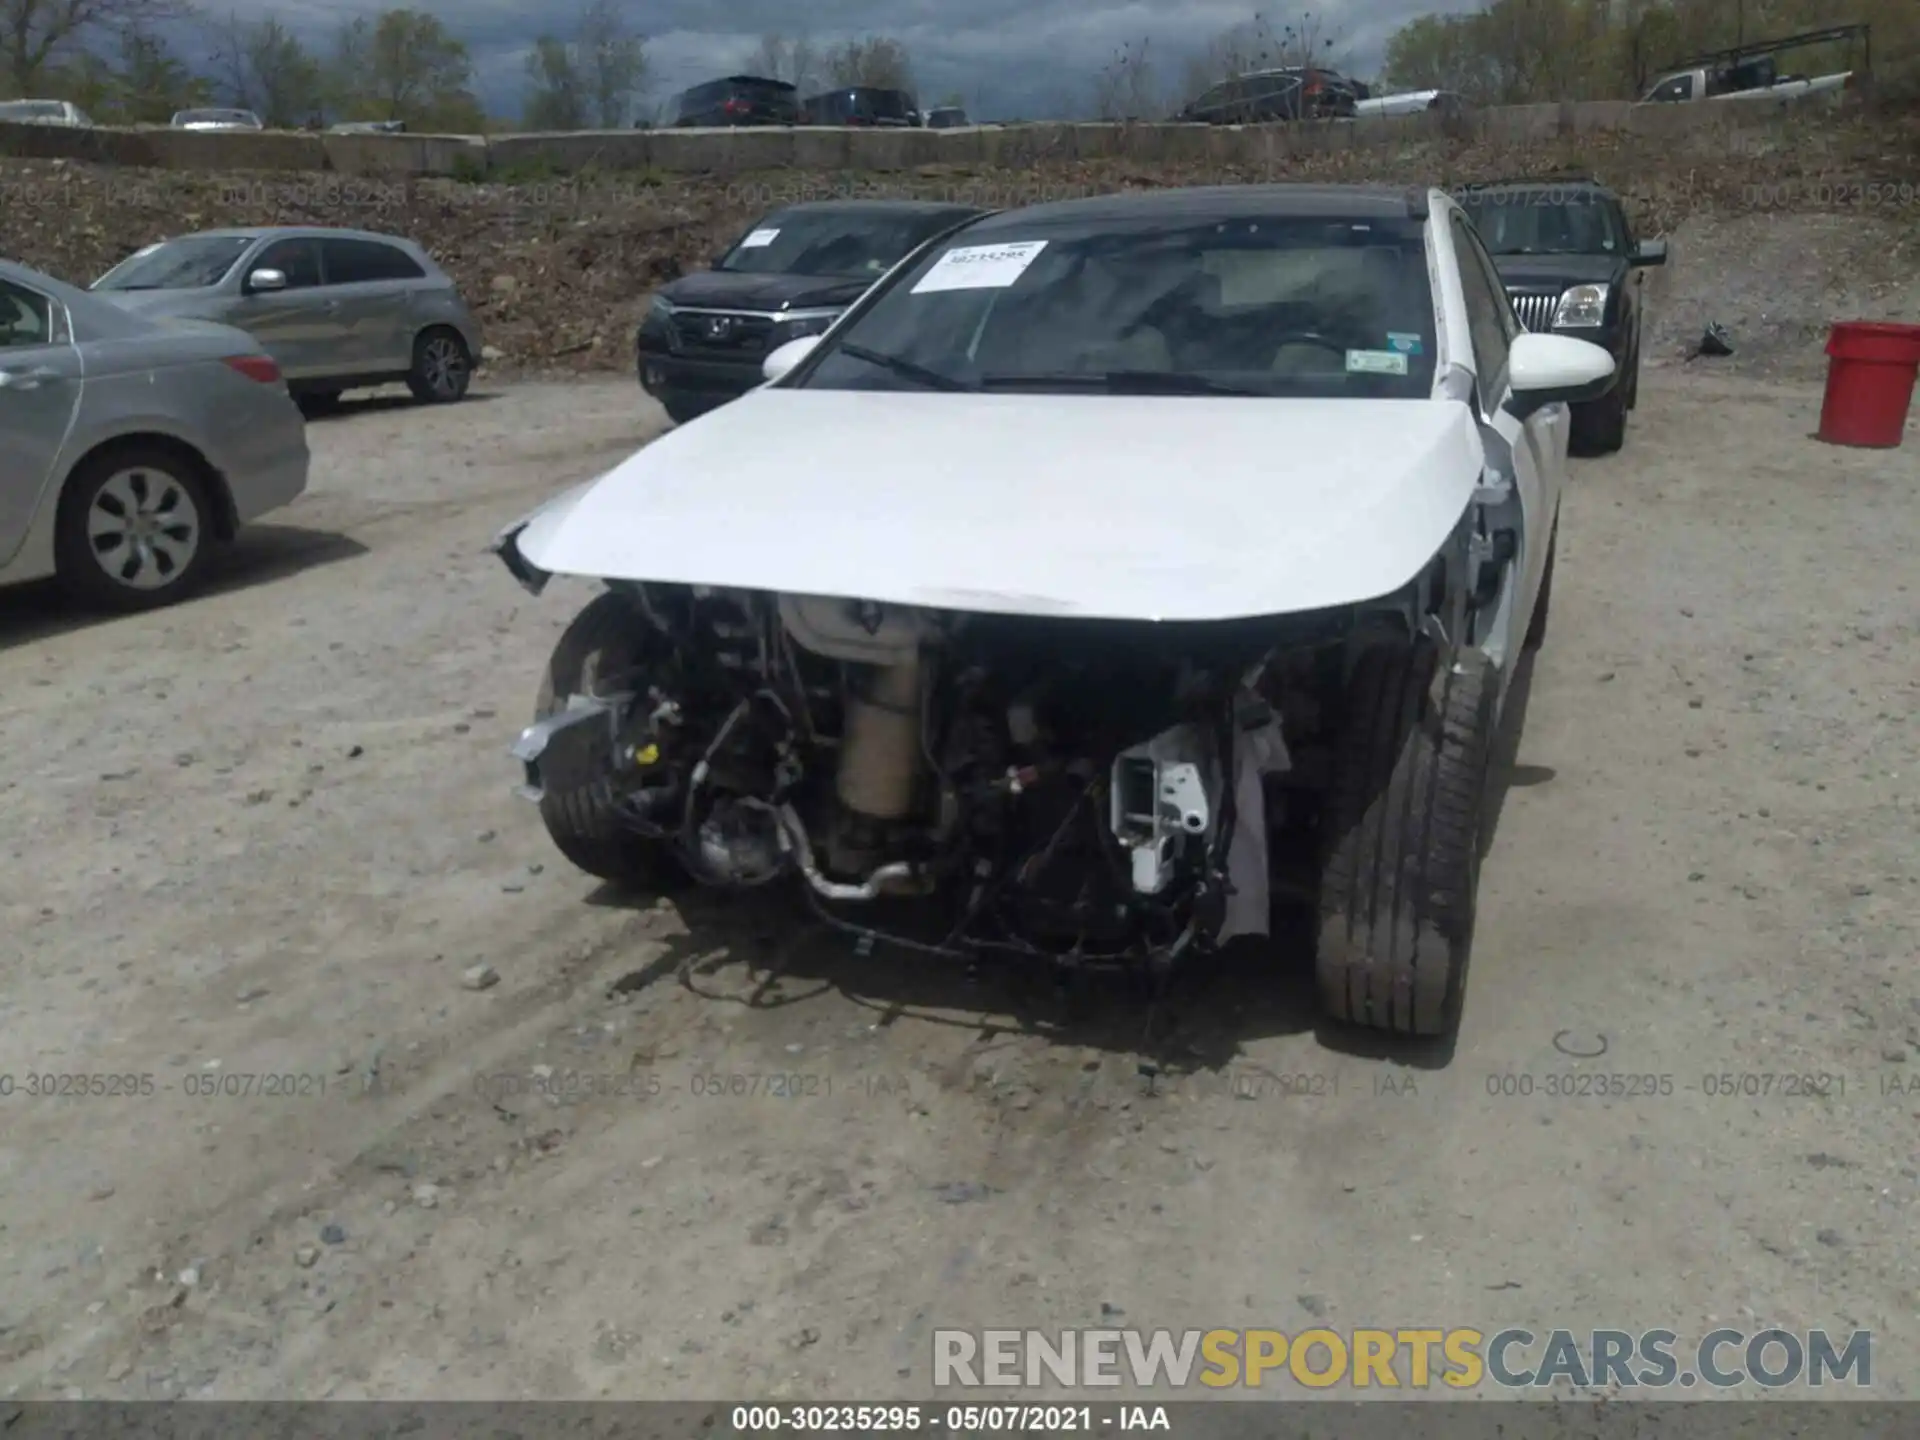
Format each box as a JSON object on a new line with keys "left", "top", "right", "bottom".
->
{"left": 514, "top": 584, "right": 1361, "bottom": 973}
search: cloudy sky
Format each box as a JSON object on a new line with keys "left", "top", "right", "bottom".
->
{"left": 207, "top": 0, "right": 1483, "bottom": 121}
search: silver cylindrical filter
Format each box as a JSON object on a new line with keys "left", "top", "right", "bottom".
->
{"left": 835, "top": 656, "right": 922, "bottom": 820}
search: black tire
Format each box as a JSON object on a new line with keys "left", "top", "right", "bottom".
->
{"left": 533, "top": 591, "right": 680, "bottom": 888}
{"left": 55, "top": 443, "right": 216, "bottom": 612}
{"left": 406, "top": 326, "right": 471, "bottom": 403}
{"left": 1572, "top": 382, "right": 1627, "bottom": 455}
{"left": 1623, "top": 352, "right": 1640, "bottom": 411}
{"left": 1316, "top": 643, "right": 1496, "bottom": 1037}
{"left": 659, "top": 391, "right": 709, "bottom": 425}
{"left": 1525, "top": 530, "right": 1555, "bottom": 650}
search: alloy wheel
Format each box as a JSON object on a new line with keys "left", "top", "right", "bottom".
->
{"left": 87, "top": 466, "right": 202, "bottom": 591}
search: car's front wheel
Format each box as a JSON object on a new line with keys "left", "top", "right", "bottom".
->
{"left": 1316, "top": 642, "right": 1496, "bottom": 1038}
{"left": 407, "top": 327, "right": 472, "bottom": 403}
{"left": 532, "top": 591, "right": 684, "bottom": 889}
{"left": 55, "top": 445, "right": 216, "bottom": 611}
{"left": 1572, "top": 381, "right": 1627, "bottom": 454}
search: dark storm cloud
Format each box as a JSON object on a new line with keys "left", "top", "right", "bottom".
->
{"left": 205, "top": 0, "right": 1480, "bottom": 120}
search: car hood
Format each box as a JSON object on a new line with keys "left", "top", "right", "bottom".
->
{"left": 502, "top": 390, "right": 1484, "bottom": 623}
{"left": 658, "top": 270, "right": 872, "bottom": 312}
{"left": 1486, "top": 253, "right": 1623, "bottom": 288}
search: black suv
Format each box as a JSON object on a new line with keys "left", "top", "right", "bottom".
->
{"left": 672, "top": 75, "right": 799, "bottom": 127}
{"left": 800, "top": 87, "right": 920, "bottom": 126}
{"left": 1455, "top": 177, "right": 1667, "bottom": 453}
{"left": 1178, "top": 67, "right": 1359, "bottom": 123}
{"left": 635, "top": 200, "right": 984, "bottom": 423}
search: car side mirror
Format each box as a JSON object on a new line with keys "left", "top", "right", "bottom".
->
{"left": 762, "top": 335, "right": 821, "bottom": 384}
{"left": 245, "top": 267, "right": 287, "bottom": 293}
{"left": 1505, "top": 332, "right": 1615, "bottom": 420}
{"left": 1630, "top": 239, "right": 1668, "bottom": 267}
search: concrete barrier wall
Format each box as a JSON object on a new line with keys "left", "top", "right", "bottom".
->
{"left": 0, "top": 100, "right": 1854, "bottom": 179}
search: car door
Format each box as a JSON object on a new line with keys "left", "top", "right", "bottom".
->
{"left": 318, "top": 237, "right": 421, "bottom": 374}
{"left": 1449, "top": 212, "right": 1560, "bottom": 653}
{"left": 0, "top": 276, "right": 84, "bottom": 568}
{"left": 1612, "top": 200, "right": 1642, "bottom": 364}
{"left": 223, "top": 236, "right": 339, "bottom": 379}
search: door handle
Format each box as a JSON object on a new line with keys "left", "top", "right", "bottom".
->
{"left": 0, "top": 366, "right": 61, "bottom": 390}
{"left": 323, "top": 300, "right": 341, "bottom": 313}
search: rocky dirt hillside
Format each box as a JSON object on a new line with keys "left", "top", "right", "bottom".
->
{"left": 3, "top": 108, "right": 1917, "bottom": 376}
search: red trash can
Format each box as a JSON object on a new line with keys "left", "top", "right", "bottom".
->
{"left": 1817, "top": 321, "right": 1920, "bottom": 448}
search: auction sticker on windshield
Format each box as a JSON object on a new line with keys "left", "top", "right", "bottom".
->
{"left": 912, "top": 240, "right": 1048, "bottom": 293}
{"left": 739, "top": 228, "right": 780, "bottom": 248}
{"left": 1347, "top": 349, "right": 1409, "bottom": 375}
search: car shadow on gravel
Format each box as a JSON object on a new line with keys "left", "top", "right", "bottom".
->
{"left": 582, "top": 648, "right": 1550, "bottom": 1081}
{"left": 0, "top": 522, "right": 368, "bottom": 651}
{"left": 300, "top": 390, "right": 503, "bottom": 423}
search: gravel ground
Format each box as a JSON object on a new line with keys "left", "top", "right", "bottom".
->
{"left": 2, "top": 363, "right": 1918, "bottom": 1402}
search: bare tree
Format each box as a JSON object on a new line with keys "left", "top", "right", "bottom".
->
{"left": 2, "top": 0, "right": 184, "bottom": 91}
{"left": 522, "top": 0, "right": 646, "bottom": 128}
{"left": 208, "top": 13, "right": 324, "bottom": 126}
{"left": 1181, "top": 9, "right": 1345, "bottom": 98}
{"left": 823, "top": 35, "right": 912, "bottom": 90}
{"left": 1091, "top": 38, "right": 1161, "bottom": 119}
{"left": 328, "top": 8, "right": 482, "bottom": 131}
{"left": 50, "top": 19, "right": 209, "bottom": 122}
{"left": 744, "top": 32, "right": 819, "bottom": 94}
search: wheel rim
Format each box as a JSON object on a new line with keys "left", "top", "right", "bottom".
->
{"left": 86, "top": 467, "right": 201, "bottom": 591}
{"left": 422, "top": 336, "right": 467, "bottom": 396}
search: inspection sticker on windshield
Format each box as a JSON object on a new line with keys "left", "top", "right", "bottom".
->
{"left": 1386, "top": 332, "right": 1424, "bottom": 355}
{"left": 1347, "top": 349, "right": 1409, "bottom": 375}
{"left": 739, "top": 228, "right": 780, "bottom": 248}
{"left": 912, "top": 240, "right": 1047, "bottom": 293}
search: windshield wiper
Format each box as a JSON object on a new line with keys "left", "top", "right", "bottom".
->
{"left": 979, "top": 370, "right": 1266, "bottom": 397}
{"left": 836, "top": 342, "right": 974, "bottom": 391}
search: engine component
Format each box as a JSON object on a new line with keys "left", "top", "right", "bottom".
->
{"left": 778, "top": 593, "right": 932, "bottom": 666}
{"left": 773, "top": 802, "right": 930, "bottom": 901}
{"left": 1109, "top": 724, "right": 1216, "bottom": 895}
{"left": 836, "top": 657, "right": 923, "bottom": 821}
{"left": 511, "top": 691, "right": 629, "bottom": 802}
{"left": 688, "top": 797, "right": 787, "bottom": 886}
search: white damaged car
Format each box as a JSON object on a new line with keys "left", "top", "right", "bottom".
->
{"left": 492, "top": 184, "right": 1613, "bottom": 1037}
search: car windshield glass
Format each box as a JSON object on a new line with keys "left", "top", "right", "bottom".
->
{"left": 718, "top": 210, "right": 946, "bottom": 279}
{"left": 1458, "top": 195, "right": 1625, "bottom": 255}
{"left": 93, "top": 236, "right": 253, "bottom": 290}
{"left": 794, "top": 211, "right": 1438, "bottom": 399}
{"left": 0, "top": 101, "right": 64, "bottom": 119}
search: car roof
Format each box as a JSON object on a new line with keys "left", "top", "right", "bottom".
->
{"left": 965, "top": 184, "right": 1430, "bottom": 230}
{"left": 154, "top": 226, "right": 428, "bottom": 247}
{"left": 763, "top": 200, "right": 983, "bottom": 219}
{"left": 685, "top": 74, "right": 794, "bottom": 91}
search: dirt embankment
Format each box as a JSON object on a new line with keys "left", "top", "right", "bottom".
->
{"left": 2, "top": 108, "right": 1917, "bottom": 374}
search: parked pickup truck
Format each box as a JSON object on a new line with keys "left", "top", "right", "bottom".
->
{"left": 1640, "top": 24, "right": 1867, "bottom": 104}
{"left": 1640, "top": 63, "right": 1850, "bottom": 103}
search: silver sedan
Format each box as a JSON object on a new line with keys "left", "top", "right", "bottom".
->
{"left": 0, "top": 256, "right": 309, "bottom": 611}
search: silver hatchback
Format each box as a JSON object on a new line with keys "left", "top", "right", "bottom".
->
{"left": 90, "top": 227, "right": 484, "bottom": 411}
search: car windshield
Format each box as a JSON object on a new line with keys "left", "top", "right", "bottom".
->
{"left": 1458, "top": 194, "right": 1626, "bottom": 255}
{"left": 718, "top": 210, "right": 950, "bottom": 279}
{"left": 0, "top": 101, "right": 64, "bottom": 119}
{"left": 793, "top": 210, "right": 1438, "bottom": 399}
{"left": 93, "top": 235, "right": 253, "bottom": 291}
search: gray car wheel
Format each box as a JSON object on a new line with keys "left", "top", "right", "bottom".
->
{"left": 56, "top": 446, "right": 214, "bottom": 611}
{"left": 407, "top": 328, "right": 471, "bottom": 403}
